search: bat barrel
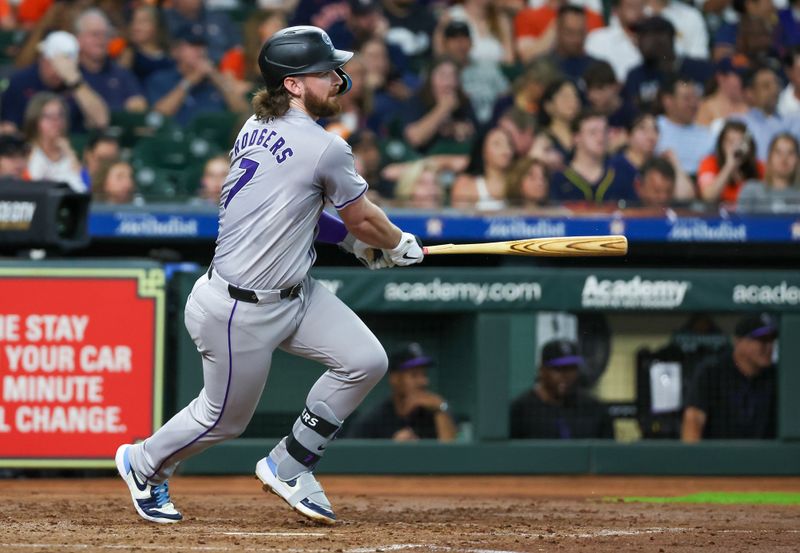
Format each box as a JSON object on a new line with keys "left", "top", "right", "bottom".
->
{"left": 423, "top": 236, "right": 628, "bottom": 257}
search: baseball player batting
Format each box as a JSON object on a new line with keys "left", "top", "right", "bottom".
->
{"left": 115, "top": 26, "right": 424, "bottom": 525}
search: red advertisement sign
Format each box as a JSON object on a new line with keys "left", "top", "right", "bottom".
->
{"left": 0, "top": 268, "right": 164, "bottom": 467}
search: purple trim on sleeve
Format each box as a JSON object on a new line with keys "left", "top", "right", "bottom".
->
{"left": 333, "top": 183, "right": 368, "bottom": 210}
{"left": 316, "top": 211, "right": 349, "bottom": 244}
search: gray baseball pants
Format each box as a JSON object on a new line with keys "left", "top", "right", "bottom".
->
{"left": 128, "top": 271, "right": 388, "bottom": 483}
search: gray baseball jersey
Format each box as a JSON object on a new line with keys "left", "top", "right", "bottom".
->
{"left": 127, "top": 108, "right": 387, "bottom": 485}
{"left": 214, "top": 109, "right": 368, "bottom": 290}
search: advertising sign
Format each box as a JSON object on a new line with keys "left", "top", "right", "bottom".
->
{"left": 0, "top": 267, "right": 164, "bottom": 468}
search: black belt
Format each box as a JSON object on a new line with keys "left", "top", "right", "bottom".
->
{"left": 207, "top": 265, "right": 302, "bottom": 304}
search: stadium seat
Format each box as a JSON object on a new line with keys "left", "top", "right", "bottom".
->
{"left": 131, "top": 135, "right": 191, "bottom": 172}
{"left": 187, "top": 111, "right": 240, "bottom": 152}
{"left": 108, "top": 111, "right": 176, "bottom": 149}
{"left": 134, "top": 166, "right": 187, "bottom": 202}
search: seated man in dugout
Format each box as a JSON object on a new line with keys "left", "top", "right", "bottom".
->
{"left": 510, "top": 339, "right": 613, "bottom": 439}
{"left": 682, "top": 313, "right": 778, "bottom": 442}
{"left": 344, "top": 343, "right": 457, "bottom": 442}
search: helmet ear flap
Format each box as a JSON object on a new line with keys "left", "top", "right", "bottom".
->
{"left": 335, "top": 67, "right": 352, "bottom": 95}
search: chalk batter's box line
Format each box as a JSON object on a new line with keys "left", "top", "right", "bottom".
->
{"left": 0, "top": 267, "right": 165, "bottom": 469}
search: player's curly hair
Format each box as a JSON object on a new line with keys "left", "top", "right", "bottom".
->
{"left": 252, "top": 86, "right": 291, "bottom": 120}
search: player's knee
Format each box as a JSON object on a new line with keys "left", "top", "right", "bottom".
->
{"left": 356, "top": 344, "right": 388, "bottom": 385}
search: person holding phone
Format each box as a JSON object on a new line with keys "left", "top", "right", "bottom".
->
{"left": 696, "top": 120, "right": 763, "bottom": 204}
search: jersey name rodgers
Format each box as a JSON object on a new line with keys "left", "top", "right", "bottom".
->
{"left": 213, "top": 109, "right": 368, "bottom": 290}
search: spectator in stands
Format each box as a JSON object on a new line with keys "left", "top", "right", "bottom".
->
{"left": 289, "top": 0, "right": 349, "bottom": 29}
{"left": 91, "top": 159, "right": 137, "bottom": 204}
{"left": 505, "top": 157, "right": 550, "bottom": 208}
{"left": 738, "top": 133, "right": 800, "bottom": 211}
{"left": 734, "top": 13, "right": 783, "bottom": 70}
{"left": 529, "top": 132, "right": 568, "bottom": 173}
{"left": 348, "top": 129, "right": 392, "bottom": 197}
{"left": 0, "top": 134, "right": 29, "bottom": 179}
{"left": 510, "top": 338, "right": 613, "bottom": 439}
{"left": 547, "top": 5, "right": 599, "bottom": 83}
{"left": 778, "top": 0, "right": 800, "bottom": 49}
{"left": 394, "top": 160, "right": 445, "bottom": 209}
{"left": 381, "top": 0, "right": 438, "bottom": 72}
{"left": 328, "top": 0, "right": 390, "bottom": 53}
{"left": 645, "top": 0, "right": 709, "bottom": 59}
{"left": 163, "top": 0, "right": 242, "bottom": 64}
{"left": 240, "top": 10, "right": 287, "bottom": 84}
{"left": 778, "top": 47, "right": 800, "bottom": 117}
{"left": 118, "top": 5, "right": 174, "bottom": 86}
{"left": 451, "top": 126, "right": 516, "bottom": 210}
{"left": 323, "top": 56, "right": 371, "bottom": 140}
{"left": 402, "top": 57, "right": 478, "bottom": 155}
{"left": 610, "top": 112, "right": 658, "bottom": 179}
{"left": 80, "top": 132, "right": 120, "bottom": 190}
{"left": 623, "top": 16, "right": 712, "bottom": 113}
{"left": 23, "top": 92, "right": 85, "bottom": 193}
{"left": 439, "top": 0, "right": 514, "bottom": 65}
{"left": 537, "top": 79, "right": 581, "bottom": 171}
{"left": 713, "top": 0, "right": 778, "bottom": 61}
{"left": 734, "top": 65, "right": 793, "bottom": 162}
{"left": 194, "top": 155, "right": 229, "bottom": 207}
{"left": 515, "top": 0, "right": 604, "bottom": 63}
{"left": 682, "top": 313, "right": 778, "bottom": 441}
{"left": 442, "top": 20, "right": 510, "bottom": 126}
{"left": 697, "top": 120, "right": 762, "bottom": 203}
{"left": 635, "top": 157, "right": 676, "bottom": 208}
{"left": 585, "top": 0, "right": 645, "bottom": 82}
{"left": 550, "top": 110, "right": 638, "bottom": 203}
{"left": 1, "top": 30, "right": 110, "bottom": 133}
{"left": 146, "top": 24, "right": 249, "bottom": 127}
{"left": 696, "top": 57, "right": 750, "bottom": 127}
{"left": 345, "top": 342, "right": 457, "bottom": 441}
{"left": 583, "top": 60, "right": 635, "bottom": 148}
{"left": 655, "top": 76, "right": 714, "bottom": 177}
{"left": 0, "top": 0, "right": 14, "bottom": 30}
{"left": 76, "top": 8, "right": 147, "bottom": 114}
{"left": 361, "top": 37, "right": 418, "bottom": 138}
{"left": 494, "top": 59, "right": 561, "bottom": 157}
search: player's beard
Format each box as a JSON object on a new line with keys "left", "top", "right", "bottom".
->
{"left": 304, "top": 89, "right": 341, "bottom": 118}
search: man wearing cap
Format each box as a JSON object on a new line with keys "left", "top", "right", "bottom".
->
{"left": 682, "top": 313, "right": 778, "bottom": 442}
{"left": 0, "top": 30, "right": 109, "bottom": 133}
{"left": 345, "top": 343, "right": 457, "bottom": 441}
{"left": 510, "top": 339, "right": 613, "bottom": 439}
{"left": 145, "top": 23, "right": 249, "bottom": 126}
{"left": 622, "top": 16, "right": 711, "bottom": 114}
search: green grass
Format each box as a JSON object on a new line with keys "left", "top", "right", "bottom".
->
{"left": 609, "top": 492, "right": 800, "bottom": 505}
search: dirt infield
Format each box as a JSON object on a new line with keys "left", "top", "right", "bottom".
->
{"left": 0, "top": 475, "right": 798, "bottom": 552}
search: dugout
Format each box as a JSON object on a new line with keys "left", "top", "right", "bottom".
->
{"left": 163, "top": 266, "right": 800, "bottom": 476}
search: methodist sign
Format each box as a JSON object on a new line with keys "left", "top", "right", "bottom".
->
{"left": 0, "top": 264, "right": 164, "bottom": 468}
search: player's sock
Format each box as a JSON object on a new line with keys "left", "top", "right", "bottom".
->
{"left": 270, "top": 401, "right": 342, "bottom": 481}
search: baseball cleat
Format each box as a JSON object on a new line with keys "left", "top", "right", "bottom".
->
{"left": 255, "top": 456, "right": 336, "bottom": 525}
{"left": 115, "top": 444, "right": 182, "bottom": 524}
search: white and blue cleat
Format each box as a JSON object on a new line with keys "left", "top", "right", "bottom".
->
{"left": 255, "top": 456, "right": 336, "bottom": 525}
{"left": 115, "top": 444, "right": 183, "bottom": 523}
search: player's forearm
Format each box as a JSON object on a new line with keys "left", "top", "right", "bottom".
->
{"left": 681, "top": 407, "right": 706, "bottom": 442}
{"left": 434, "top": 412, "right": 457, "bottom": 442}
{"left": 339, "top": 196, "right": 402, "bottom": 249}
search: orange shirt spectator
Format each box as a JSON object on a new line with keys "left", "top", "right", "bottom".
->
{"left": 697, "top": 155, "right": 765, "bottom": 203}
{"left": 515, "top": 4, "right": 604, "bottom": 39}
{"left": 17, "top": 0, "right": 53, "bottom": 28}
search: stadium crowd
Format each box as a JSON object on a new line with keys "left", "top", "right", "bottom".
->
{"left": 1, "top": 0, "right": 800, "bottom": 212}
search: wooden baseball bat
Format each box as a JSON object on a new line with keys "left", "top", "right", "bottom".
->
{"left": 422, "top": 235, "right": 628, "bottom": 257}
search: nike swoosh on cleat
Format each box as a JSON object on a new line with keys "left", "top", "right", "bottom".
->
{"left": 317, "top": 445, "right": 326, "bottom": 451}
{"left": 402, "top": 253, "right": 420, "bottom": 260}
{"left": 131, "top": 471, "right": 149, "bottom": 492}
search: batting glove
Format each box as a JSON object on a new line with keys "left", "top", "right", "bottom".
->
{"left": 385, "top": 232, "right": 424, "bottom": 266}
{"left": 339, "top": 234, "right": 395, "bottom": 270}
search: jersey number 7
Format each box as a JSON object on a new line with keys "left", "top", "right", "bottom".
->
{"left": 224, "top": 158, "right": 259, "bottom": 208}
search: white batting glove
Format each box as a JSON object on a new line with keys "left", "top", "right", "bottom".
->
{"left": 339, "top": 233, "right": 395, "bottom": 270}
{"left": 385, "top": 232, "right": 424, "bottom": 266}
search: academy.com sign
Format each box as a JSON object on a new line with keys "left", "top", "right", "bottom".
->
{"left": 733, "top": 281, "right": 800, "bottom": 305}
{"left": 582, "top": 275, "right": 690, "bottom": 309}
{"left": 384, "top": 279, "right": 542, "bottom": 305}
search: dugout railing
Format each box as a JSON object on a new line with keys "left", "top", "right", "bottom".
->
{"left": 163, "top": 267, "right": 800, "bottom": 476}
